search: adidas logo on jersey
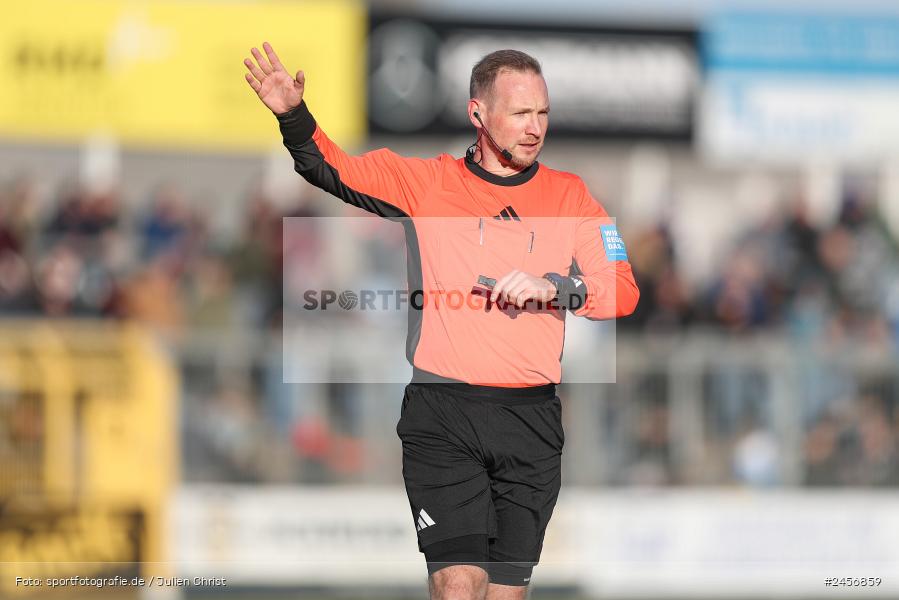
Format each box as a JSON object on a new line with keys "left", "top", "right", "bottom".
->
{"left": 416, "top": 509, "right": 437, "bottom": 531}
{"left": 493, "top": 205, "right": 521, "bottom": 221}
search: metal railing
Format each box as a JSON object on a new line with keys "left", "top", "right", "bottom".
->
{"left": 173, "top": 330, "right": 899, "bottom": 488}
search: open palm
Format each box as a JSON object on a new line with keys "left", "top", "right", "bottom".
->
{"left": 244, "top": 42, "right": 304, "bottom": 115}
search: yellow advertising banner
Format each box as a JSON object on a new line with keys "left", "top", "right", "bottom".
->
{"left": 0, "top": 320, "right": 179, "bottom": 594}
{"left": 0, "top": 508, "right": 143, "bottom": 597}
{"left": 0, "top": 0, "right": 365, "bottom": 152}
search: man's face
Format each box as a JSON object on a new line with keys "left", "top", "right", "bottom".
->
{"left": 481, "top": 70, "right": 549, "bottom": 168}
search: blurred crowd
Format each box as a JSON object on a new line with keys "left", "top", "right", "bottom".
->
{"left": 617, "top": 177, "right": 899, "bottom": 488}
{"left": 623, "top": 182, "right": 899, "bottom": 345}
{"left": 1, "top": 169, "right": 897, "bottom": 488}
{"left": 5, "top": 172, "right": 896, "bottom": 343}
{"left": 0, "top": 174, "right": 313, "bottom": 335}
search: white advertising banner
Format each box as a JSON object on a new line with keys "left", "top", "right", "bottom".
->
{"left": 173, "top": 486, "right": 899, "bottom": 596}
{"left": 700, "top": 77, "right": 899, "bottom": 164}
{"left": 172, "top": 485, "right": 578, "bottom": 587}
{"left": 570, "top": 490, "right": 899, "bottom": 598}
{"left": 172, "top": 486, "right": 421, "bottom": 585}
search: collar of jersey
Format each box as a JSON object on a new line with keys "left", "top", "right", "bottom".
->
{"left": 464, "top": 154, "right": 539, "bottom": 187}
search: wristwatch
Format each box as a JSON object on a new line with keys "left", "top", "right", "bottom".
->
{"left": 542, "top": 272, "right": 566, "bottom": 298}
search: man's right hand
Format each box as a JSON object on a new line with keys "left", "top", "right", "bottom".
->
{"left": 243, "top": 42, "right": 304, "bottom": 115}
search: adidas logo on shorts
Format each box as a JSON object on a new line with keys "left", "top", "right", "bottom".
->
{"left": 416, "top": 509, "right": 437, "bottom": 532}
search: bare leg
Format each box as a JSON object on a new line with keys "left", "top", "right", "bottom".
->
{"left": 486, "top": 582, "right": 529, "bottom": 600}
{"left": 429, "top": 565, "right": 489, "bottom": 600}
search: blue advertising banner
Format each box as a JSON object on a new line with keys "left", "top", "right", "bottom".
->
{"left": 704, "top": 12, "right": 899, "bottom": 76}
{"left": 699, "top": 11, "right": 899, "bottom": 163}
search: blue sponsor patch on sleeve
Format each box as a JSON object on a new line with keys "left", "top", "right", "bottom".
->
{"left": 600, "top": 224, "right": 628, "bottom": 261}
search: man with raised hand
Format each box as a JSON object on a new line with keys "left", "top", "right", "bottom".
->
{"left": 245, "top": 42, "right": 638, "bottom": 600}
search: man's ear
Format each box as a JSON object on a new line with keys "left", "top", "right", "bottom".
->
{"left": 468, "top": 99, "right": 482, "bottom": 128}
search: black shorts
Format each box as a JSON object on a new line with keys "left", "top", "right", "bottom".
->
{"left": 396, "top": 379, "right": 564, "bottom": 585}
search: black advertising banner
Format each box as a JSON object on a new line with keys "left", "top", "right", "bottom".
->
{"left": 368, "top": 15, "right": 698, "bottom": 140}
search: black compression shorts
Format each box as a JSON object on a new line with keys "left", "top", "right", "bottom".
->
{"left": 396, "top": 379, "right": 564, "bottom": 586}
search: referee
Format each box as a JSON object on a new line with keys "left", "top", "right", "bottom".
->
{"left": 245, "top": 43, "right": 639, "bottom": 600}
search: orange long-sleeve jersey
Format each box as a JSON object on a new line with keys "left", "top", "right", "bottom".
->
{"left": 278, "top": 101, "right": 639, "bottom": 386}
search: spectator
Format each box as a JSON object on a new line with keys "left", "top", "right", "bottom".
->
{"left": 140, "top": 183, "right": 192, "bottom": 260}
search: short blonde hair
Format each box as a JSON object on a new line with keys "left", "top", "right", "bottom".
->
{"left": 469, "top": 50, "right": 542, "bottom": 100}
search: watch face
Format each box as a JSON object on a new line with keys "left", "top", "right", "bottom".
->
{"left": 544, "top": 273, "right": 562, "bottom": 292}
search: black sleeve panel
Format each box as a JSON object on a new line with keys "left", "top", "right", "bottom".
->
{"left": 276, "top": 101, "right": 317, "bottom": 145}
{"left": 276, "top": 101, "right": 410, "bottom": 220}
